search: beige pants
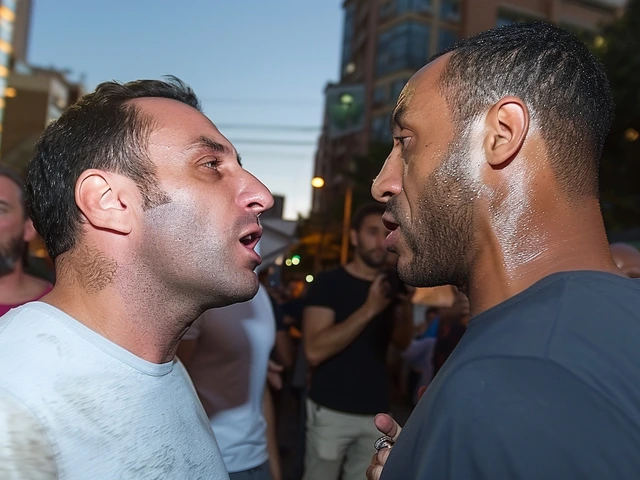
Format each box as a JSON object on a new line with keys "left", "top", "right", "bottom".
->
{"left": 302, "top": 398, "right": 381, "bottom": 480}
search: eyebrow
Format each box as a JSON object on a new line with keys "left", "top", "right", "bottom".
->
{"left": 187, "top": 136, "right": 242, "bottom": 166}
{"left": 390, "top": 104, "right": 406, "bottom": 132}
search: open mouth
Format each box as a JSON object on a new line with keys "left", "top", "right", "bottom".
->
{"left": 382, "top": 214, "right": 399, "bottom": 232}
{"left": 239, "top": 230, "right": 262, "bottom": 250}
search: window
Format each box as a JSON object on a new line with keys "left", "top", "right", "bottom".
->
{"left": 438, "top": 29, "right": 458, "bottom": 53}
{"left": 440, "top": 0, "right": 460, "bottom": 21}
{"left": 341, "top": 4, "right": 356, "bottom": 75}
{"left": 371, "top": 112, "right": 392, "bottom": 142}
{"left": 390, "top": 78, "right": 408, "bottom": 102}
{"left": 496, "top": 9, "right": 542, "bottom": 28}
{"left": 373, "top": 84, "right": 389, "bottom": 105}
{"left": 0, "top": 18, "right": 12, "bottom": 43}
{"left": 380, "top": 0, "right": 432, "bottom": 21}
{"left": 376, "top": 22, "right": 430, "bottom": 76}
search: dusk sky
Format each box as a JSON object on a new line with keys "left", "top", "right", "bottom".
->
{"left": 28, "top": 0, "right": 344, "bottom": 219}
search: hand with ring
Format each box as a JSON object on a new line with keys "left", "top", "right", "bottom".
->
{"left": 366, "top": 386, "right": 427, "bottom": 480}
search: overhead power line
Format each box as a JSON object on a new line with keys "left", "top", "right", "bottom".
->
{"left": 231, "top": 138, "right": 318, "bottom": 146}
{"left": 217, "top": 123, "right": 320, "bottom": 132}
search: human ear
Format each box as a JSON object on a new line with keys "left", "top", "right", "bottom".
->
{"left": 483, "top": 96, "right": 529, "bottom": 168}
{"left": 75, "top": 170, "right": 135, "bottom": 235}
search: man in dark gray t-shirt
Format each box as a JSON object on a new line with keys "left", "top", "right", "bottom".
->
{"left": 368, "top": 21, "right": 640, "bottom": 480}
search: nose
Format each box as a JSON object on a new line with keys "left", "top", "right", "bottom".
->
{"left": 237, "top": 171, "right": 274, "bottom": 216}
{"left": 371, "top": 151, "right": 403, "bottom": 203}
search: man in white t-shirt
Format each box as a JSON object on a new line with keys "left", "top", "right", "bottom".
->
{"left": 179, "top": 284, "right": 280, "bottom": 480}
{"left": 0, "top": 77, "right": 273, "bottom": 479}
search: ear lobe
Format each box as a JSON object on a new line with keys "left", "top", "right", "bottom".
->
{"left": 483, "top": 97, "right": 529, "bottom": 167}
{"left": 350, "top": 229, "right": 359, "bottom": 248}
{"left": 75, "top": 170, "right": 134, "bottom": 235}
{"left": 23, "top": 218, "right": 36, "bottom": 243}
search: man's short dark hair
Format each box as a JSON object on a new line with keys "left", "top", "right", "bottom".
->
{"left": 435, "top": 22, "right": 613, "bottom": 197}
{"left": 26, "top": 76, "right": 201, "bottom": 261}
{"left": 0, "top": 165, "right": 27, "bottom": 217}
{"left": 351, "top": 203, "right": 386, "bottom": 231}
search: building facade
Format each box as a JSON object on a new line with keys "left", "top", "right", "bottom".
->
{"left": 312, "top": 0, "right": 625, "bottom": 214}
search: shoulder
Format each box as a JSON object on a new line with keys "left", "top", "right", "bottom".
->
{"left": 388, "top": 356, "right": 629, "bottom": 479}
{"left": 0, "top": 390, "right": 57, "bottom": 479}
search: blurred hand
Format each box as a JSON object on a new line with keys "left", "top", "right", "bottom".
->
{"left": 365, "top": 275, "right": 393, "bottom": 317}
{"left": 266, "top": 359, "right": 284, "bottom": 391}
{"left": 396, "top": 284, "right": 416, "bottom": 304}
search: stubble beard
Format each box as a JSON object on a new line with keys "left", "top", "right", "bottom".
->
{"left": 392, "top": 136, "right": 476, "bottom": 290}
{"left": 0, "top": 234, "right": 25, "bottom": 278}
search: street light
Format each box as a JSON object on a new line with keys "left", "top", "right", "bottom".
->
{"left": 311, "top": 176, "right": 353, "bottom": 266}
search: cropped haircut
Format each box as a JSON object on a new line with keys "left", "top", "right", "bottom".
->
{"left": 26, "top": 76, "right": 201, "bottom": 261}
{"left": 434, "top": 22, "right": 613, "bottom": 197}
{"left": 351, "top": 203, "right": 386, "bottom": 232}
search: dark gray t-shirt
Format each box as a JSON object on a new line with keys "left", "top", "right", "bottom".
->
{"left": 381, "top": 271, "right": 640, "bottom": 480}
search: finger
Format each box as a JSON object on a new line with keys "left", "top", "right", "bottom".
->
{"left": 376, "top": 447, "right": 391, "bottom": 465}
{"left": 374, "top": 413, "right": 401, "bottom": 440}
{"left": 367, "top": 455, "right": 384, "bottom": 480}
{"left": 267, "top": 371, "right": 283, "bottom": 390}
{"left": 268, "top": 359, "right": 284, "bottom": 372}
{"left": 366, "top": 464, "right": 383, "bottom": 480}
{"left": 417, "top": 385, "right": 427, "bottom": 400}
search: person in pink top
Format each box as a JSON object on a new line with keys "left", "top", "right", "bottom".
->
{"left": 0, "top": 166, "right": 52, "bottom": 316}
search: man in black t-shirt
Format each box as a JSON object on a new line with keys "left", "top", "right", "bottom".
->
{"left": 302, "top": 203, "right": 413, "bottom": 480}
{"left": 367, "top": 22, "right": 640, "bottom": 480}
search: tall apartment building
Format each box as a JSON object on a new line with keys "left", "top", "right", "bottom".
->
{"left": 312, "top": 0, "right": 625, "bottom": 214}
{"left": 0, "top": 0, "right": 30, "bottom": 153}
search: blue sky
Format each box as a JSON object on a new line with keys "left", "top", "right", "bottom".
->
{"left": 28, "top": 0, "right": 344, "bottom": 219}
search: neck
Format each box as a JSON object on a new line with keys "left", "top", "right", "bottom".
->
{"left": 346, "top": 255, "right": 380, "bottom": 281}
{"left": 0, "top": 263, "right": 41, "bottom": 303}
{"left": 45, "top": 260, "right": 201, "bottom": 364}
{"left": 467, "top": 196, "right": 620, "bottom": 317}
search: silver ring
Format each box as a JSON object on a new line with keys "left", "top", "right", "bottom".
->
{"left": 374, "top": 435, "right": 395, "bottom": 451}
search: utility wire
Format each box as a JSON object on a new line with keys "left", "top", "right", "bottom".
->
{"left": 217, "top": 123, "right": 320, "bottom": 132}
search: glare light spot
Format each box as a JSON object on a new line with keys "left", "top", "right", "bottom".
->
{"left": 311, "top": 176, "right": 325, "bottom": 188}
{"left": 306, "top": 275, "right": 314, "bottom": 283}
{"left": 285, "top": 259, "right": 293, "bottom": 267}
{"left": 624, "top": 128, "right": 639, "bottom": 142}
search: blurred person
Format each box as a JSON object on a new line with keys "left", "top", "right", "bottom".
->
{"left": 369, "top": 22, "right": 640, "bottom": 480}
{"left": 0, "top": 166, "right": 52, "bottom": 315}
{"left": 178, "top": 284, "right": 282, "bottom": 480}
{"left": 0, "top": 77, "right": 273, "bottom": 479}
{"left": 610, "top": 242, "right": 640, "bottom": 278}
{"left": 302, "top": 203, "right": 413, "bottom": 480}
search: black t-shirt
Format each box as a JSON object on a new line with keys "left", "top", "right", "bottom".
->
{"left": 305, "top": 267, "right": 395, "bottom": 414}
{"left": 382, "top": 271, "right": 640, "bottom": 480}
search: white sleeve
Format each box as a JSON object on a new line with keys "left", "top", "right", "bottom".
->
{"left": 0, "top": 391, "right": 57, "bottom": 480}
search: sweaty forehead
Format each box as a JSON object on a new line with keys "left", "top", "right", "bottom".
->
{"left": 393, "top": 53, "right": 452, "bottom": 126}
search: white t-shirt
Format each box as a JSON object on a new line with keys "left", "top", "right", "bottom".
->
{"left": 183, "top": 285, "right": 275, "bottom": 473}
{"left": 0, "top": 302, "right": 228, "bottom": 480}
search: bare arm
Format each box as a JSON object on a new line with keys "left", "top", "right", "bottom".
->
{"left": 264, "top": 386, "right": 282, "bottom": 480}
{"left": 304, "top": 275, "right": 392, "bottom": 367}
{"left": 273, "top": 331, "right": 295, "bottom": 370}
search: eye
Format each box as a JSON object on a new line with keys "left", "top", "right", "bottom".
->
{"left": 203, "top": 158, "right": 222, "bottom": 170}
{"left": 394, "top": 136, "right": 411, "bottom": 149}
